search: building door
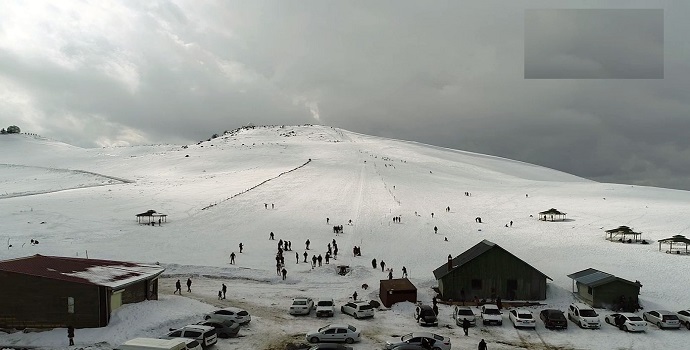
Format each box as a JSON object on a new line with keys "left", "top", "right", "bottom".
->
{"left": 507, "top": 279, "right": 518, "bottom": 300}
{"left": 110, "top": 290, "right": 123, "bottom": 312}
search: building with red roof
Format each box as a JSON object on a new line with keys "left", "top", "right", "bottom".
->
{"left": 0, "top": 254, "right": 164, "bottom": 328}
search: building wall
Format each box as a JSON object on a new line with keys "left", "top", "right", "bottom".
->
{"left": 575, "top": 282, "right": 594, "bottom": 304}
{"left": 593, "top": 281, "right": 640, "bottom": 309}
{"left": 380, "top": 289, "right": 417, "bottom": 308}
{"left": 0, "top": 271, "right": 103, "bottom": 328}
{"left": 439, "top": 248, "right": 547, "bottom": 301}
{"left": 121, "top": 279, "right": 149, "bottom": 304}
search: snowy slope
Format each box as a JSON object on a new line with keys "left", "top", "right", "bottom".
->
{"left": 1, "top": 125, "right": 689, "bottom": 350}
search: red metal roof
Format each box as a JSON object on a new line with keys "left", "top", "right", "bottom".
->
{"left": 0, "top": 254, "right": 164, "bottom": 288}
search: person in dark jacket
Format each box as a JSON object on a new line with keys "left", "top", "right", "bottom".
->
{"left": 462, "top": 318, "right": 470, "bottom": 336}
{"left": 371, "top": 258, "right": 377, "bottom": 269}
{"left": 352, "top": 291, "right": 358, "bottom": 301}
{"left": 222, "top": 283, "right": 227, "bottom": 299}
{"left": 67, "top": 325, "right": 75, "bottom": 346}
{"left": 380, "top": 260, "right": 386, "bottom": 272}
{"left": 478, "top": 339, "right": 487, "bottom": 350}
{"left": 186, "top": 278, "right": 192, "bottom": 292}
{"left": 174, "top": 279, "right": 182, "bottom": 294}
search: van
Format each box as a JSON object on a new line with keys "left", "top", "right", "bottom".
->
{"left": 164, "top": 325, "right": 217, "bottom": 348}
{"left": 117, "top": 337, "right": 188, "bottom": 350}
{"left": 568, "top": 303, "right": 601, "bottom": 329}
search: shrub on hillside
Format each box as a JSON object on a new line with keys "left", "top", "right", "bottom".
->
{"left": 6, "top": 125, "right": 20, "bottom": 134}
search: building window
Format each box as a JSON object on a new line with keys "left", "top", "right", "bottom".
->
{"left": 67, "top": 297, "right": 75, "bottom": 314}
{"left": 471, "top": 279, "right": 482, "bottom": 290}
{"left": 587, "top": 286, "right": 593, "bottom": 295}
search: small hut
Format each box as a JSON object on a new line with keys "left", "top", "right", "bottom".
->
{"left": 380, "top": 278, "right": 417, "bottom": 308}
{"left": 658, "top": 235, "right": 690, "bottom": 254}
{"left": 538, "top": 208, "right": 566, "bottom": 221}
{"left": 605, "top": 226, "right": 643, "bottom": 243}
{"left": 136, "top": 210, "right": 167, "bottom": 225}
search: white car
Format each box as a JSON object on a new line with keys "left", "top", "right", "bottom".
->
{"left": 204, "top": 307, "right": 251, "bottom": 325}
{"left": 163, "top": 325, "right": 217, "bottom": 349}
{"left": 643, "top": 310, "right": 681, "bottom": 329}
{"left": 341, "top": 301, "right": 375, "bottom": 319}
{"left": 316, "top": 298, "right": 336, "bottom": 317}
{"left": 605, "top": 313, "right": 647, "bottom": 332}
{"left": 567, "top": 303, "right": 601, "bottom": 329}
{"left": 677, "top": 310, "right": 690, "bottom": 329}
{"left": 453, "top": 306, "right": 476, "bottom": 326}
{"left": 290, "top": 297, "right": 314, "bottom": 315}
{"left": 509, "top": 309, "right": 536, "bottom": 329}
{"left": 170, "top": 338, "right": 202, "bottom": 350}
{"left": 384, "top": 332, "right": 451, "bottom": 350}
{"left": 480, "top": 304, "right": 503, "bottom": 326}
{"left": 306, "top": 324, "right": 361, "bottom": 344}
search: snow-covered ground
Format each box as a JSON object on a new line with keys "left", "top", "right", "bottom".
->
{"left": 1, "top": 125, "right": 689, "bottom": 350}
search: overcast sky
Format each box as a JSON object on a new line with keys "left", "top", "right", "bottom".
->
{"left": 1, "top": 0, "right": 689, "bottom": 190}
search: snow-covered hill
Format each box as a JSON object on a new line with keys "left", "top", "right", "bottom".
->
{"left": 1, "top": 125, "right": 688, "bottom": 350}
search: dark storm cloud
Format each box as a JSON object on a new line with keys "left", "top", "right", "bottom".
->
{"left": 1, "top": 0, "right": 690, "bottom": 190}
{"left": 525, "top": 9, "right": 664, "bottom": 79}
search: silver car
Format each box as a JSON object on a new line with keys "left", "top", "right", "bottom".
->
{"left": 643, "top": 310, "right": 681, "bottom": 329}
{"left": 453, "top": 306, "right": 476, "bottom": 326}
{"left": 290, "top": 297, "right": 314, "bottom": 315}
{"left": 306, "top": 324, "right": 361, "bottom": 344}
{"left": 384, "top": 332, "right": 451, "bottom": 350}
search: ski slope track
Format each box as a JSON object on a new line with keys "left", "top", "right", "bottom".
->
{"left": 0, "top": 125, "right": 689, "bottom": 350}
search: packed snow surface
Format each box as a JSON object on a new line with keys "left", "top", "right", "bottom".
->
{"left": 1, "top": 125, "right": 689, "bottom": 350}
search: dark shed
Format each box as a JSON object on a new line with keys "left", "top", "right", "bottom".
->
{"left": 433, "top": 240, "right": 551, "bottom": 301}
{"left": 379, "top": 278, "right": 417, "bottom": 307}
{"left": 567, "top": 268, "right": 642, "bottom": 309}
{"left": 0, "top": 255, "right": 164, "bottom": 329}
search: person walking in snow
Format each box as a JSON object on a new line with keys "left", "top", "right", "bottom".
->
{"left": 276, "top": 262, "right": 282, "bottom": 276}
{"left": 281, "top": 268, "right": 287, "bottom": 280}
{"left": 431, "top": 212, "right": 434, "bottom": 218}
{"left": 264, "top": 203, "right": 268, "bottom": 209}
{"left": 295, "top": 252, "right": 299, "bottom": 264}
{"left": 463, "top": 318, "right": 470, "bottom": 336}
{"left": 434, "top": 226, "right": 438, "bottom": 234}
{"left": 388, "top": 269, "right": 393, "bottom": 280}
{"left": 326, "top": 217, "right": 329, "bottom": 224}
{"left": 402, "top": 266, "right": 408, "bottom": 278}
{"left": 380, "top": 260, "right": 386, "bottom": 272}
{"left": 239, "top": 243, "right": 243, "bottom": 253}
{"left": 272, "top": 203, "right": 275, "bottom": 209}
{"left": 478, "top": 339, "right": 487, "bottom": 350}
{"left": 325, "top": 253, "right": 330, "bottom": 264}
{"left": 371, "top": 258, "right": 377, "bottom": 269}
{"left": 510, "top": 221, "right": 513, "bottom": 227}
{"left": 230, "top": 252, "right": 236, "bottom": 264}
{"left": 269, "top": 232, "right": 274, "bottom": 240}
{"left": 311, "top": 255, "right": 317, "bottom": 268}
{"left": 186, "top": 278, "right": 192, "bottom": 293}
{"left": 67, "top": 325, "right": 75, "bottom": 346}
{"left": 352, "top": 291, "right": 358, "bottom": 301}
{"left": 222, "top": 283, "right": 227, "bottom": 299}
{"left": 317, "top": 254, "right": 323, "bottom": 267}
{"left": 303, "top": 251, "right": 308, "bottom": 263}
{"left": 305, "top": 239, "right": 310, "bottom": 250}
{"left": 218, "top": 290, "right": 222, "bottom": 300}
{"left": 174, "top": 279, "right": 182, "bottom": 294}
{"left": 278, "top": 239, "right": 283, "bottom": 248}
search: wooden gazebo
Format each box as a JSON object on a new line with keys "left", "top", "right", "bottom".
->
{"left": 538, "top": 208, "right": 567, "bottom": 221}
{"left": 136, "top": 210, "right": 167, "bottom": 224}
{"left": 605, "top": 226, "right": 642, "bottom": 243}
{"left": 658, "top": 235, "right": 690, "bottom": 254}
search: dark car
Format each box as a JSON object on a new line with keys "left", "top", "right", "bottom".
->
{"left": 414, "top": 305, "right": 438, "bottom": 326}
{"left": 540, "top": 309, "right": 568, "bottom": 330}
{"left": 196, "top": 319, "right": 240, "bottom": 338}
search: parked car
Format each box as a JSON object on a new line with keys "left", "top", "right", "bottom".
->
{"left": 307, "top": 344, "right": 353, "bottom": 350}
{"left": 384, "top": 332, "right": 451, "bottom": 350}
{"left": 539, "top": 309, "right": 567, "bottom": 329}
{"left": 204, "top": 307, "right": 251, "bottom": 325}
{"left": 605, "top": 313, "right": 647, "bottom": 332}
{"left": 290, "top": 297, "right": 314, "bottom": 315}
{"left": 414, "top": 305, "right": 438, "bottom": 326}
{"left": 316, "top": 299, "right": 336, "bottom": 317}
{"left": 480, "top": 304, "right": 503, "bottom": 326}
{"left": 643, "top": 310, "right": 681, "bottom": 329}
{"left": 677, "top": 310, "right": 690, "bottom": 329}
{"left": 509, "top": 309, "right": 536, "bottom": 329}
{"left": 453, "top": 306, "right": 476, "bottom": 326}
{"left": 162, "top": 325, "right": 217, "bottom": 348}
{"left": 170, "top": 338, "right": 202, "bottom": 350}
{"left": 305, "top": 324, "right": 361, "bottom": 344}
{"left": 567, "top": 303, "right": 601, "bottom": 329}
{"left": 195, "top": 319, "right": 240, "bottom": 338}
{"left": 341, "top": 300, "right": 375, "bottom": 319}
{"left": 118, "top": 337, "right": 189, "bottom": 350}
